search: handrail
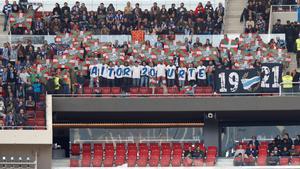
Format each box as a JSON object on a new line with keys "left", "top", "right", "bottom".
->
{"left": 268, "top": 5, "right": 273, "bottom": 34}
{"left": 0, "top": 126, "right": 47, "bottom": 130}
{"left": 222, "top": 0, "right": 229, "bottom": 34}
{"left": 279, "top": 81, "right": 300, "bottom": 96}
{"left": 51, "top": 93, "right": 279, "bottom": 97}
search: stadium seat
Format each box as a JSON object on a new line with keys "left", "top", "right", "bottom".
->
{"left": 70, "top": 159, "right": 79, "bottom": 167}
{"left": 257, "top": 157, "right": 267, "bottom": 166}
{"left": 82, "top": 144, "right": 91, "bottom": 154}
{"left": 103, "top": 155, "right": 114, "bottom": 167}
{"left": 81, "top": 154, "right": 91, "bottom": 167}
{"left": 183, "top": 157, "right": 193, "bottom": 166}
{"left": 101, "top": 87, "right": 111, "bottom": 95}
{"left": 129, "top": 87, "right": 139, "bottom": 96}
{"left": 194, "top": 158, "right": 204, "bottom": 166}
{"left": 83, "top": 87, "right": 93, "bottom": 95}
{"left": 291, "top": 157, "right": 300, "bottom": 165}
{"left": 139, "top": 87, "right": 151, "bottom": 95}
{"left": 155, "top": 87, "right": 164, "bottom": 96}
{"left": 279, "top": 157, "right": 289, "bottom": 165}
{"left": 71, "top": 144, "right": 80, "bottom": 156}
{"left": 167, "top": 86, "right": 178, "bottom": 95}
{"left": 111, "top": 87, "right": 121, "bottom": 95}
{"left": 206, "top": 157, "right": 216, "bottom": 166}
{"left": 171, "top": 155, "right": 182, "bottom": 166}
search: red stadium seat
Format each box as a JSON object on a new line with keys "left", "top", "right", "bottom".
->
{"left": 139, "top": 87, "right": 151, "bottom": 95}
{"left": 183, "top": 157, "right": 193, "bottom": 166}
{"left": 70, "top": 159, "right": 79, "bottom": 167}
{"left": 101, "top": 87, "right": 111, "bottom": 95}
{"left": 194, "top": 158, "right": 204, "bottom": 166}
{"left": 155, "top": 87, "right": 164, "bottom": 96}
{"left": 71, "top": 144, "right": 80, "bottom": 156}
{"left": 206, "top": 157, "right": 216, "bottom": 166}
{"left": 167, "top": 86, "right": 178, "bottom": 95}
{"left": 129, "top": 87, "right": 139, "bottom": 96}
{"left": 279, "top": 157, "right": 289, "bottom": 165}
{"left": 103, "top": 156, "right": 114, "bottom": 167}
{"left": 291, "top": 157, "right": 300, "bottom": 165}
{"left": 171, "top": 155, "right": 182, "bottom": 166}
{"left": 82, "top": 144, "right": 91, "bottom": 154}
{"left": 111, "top": 87, "right": 121, "bottom": 95}
{"left": 83, "top": 87, "right": 93, "bottom": 95}
{"left": 257, "top": 157, "right": 267, "bottom": 166}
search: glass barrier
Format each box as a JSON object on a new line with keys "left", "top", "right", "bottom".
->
{"left": 271, "top": 5, "right": 299, "bottom": 12}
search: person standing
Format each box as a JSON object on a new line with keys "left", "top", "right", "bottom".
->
{"left": 296, "top": 34, "right": 300, "bottom": 68}
{"left": 282, "top": 71, "right": 293, "bottom": 94}
{"left": 140, "top": 61, "right": 149, "bottom": 87}
{"left": 2, "top": 0, "right": 12, "bottom": 32}
{"left": 132, "top": 61, "right": 141, "bottom": 87}
{"left": 166, "top": 62, "right": 176, "bottom": 87}
{"left": 196, "top": 61, "right": 207, "bottom": 86}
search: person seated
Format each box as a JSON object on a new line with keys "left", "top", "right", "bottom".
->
{"left": 245, "top": 144, "right": 258, "bottom": 157}
{"left": 280, "top": 147, "right": 290, "bottom": 157}
{"left": 183, "top": 146, "right": 193, "bottom": 166}
{"left": 25, "top": 95, "right": 35, "bottom": 109}
{"left": 294, "top": 135, "right": 300, "bottom": 146}
{"left": 192, "top": 146, "right": 205, "bottom": 159}
{"left": 268, "top": 140, "right": 276, "bottom": 152}
{"left": 234, "top": 144, "right": 246, "bottom": 158}
{"left": 248, "top": 136, "right": 259, "bottom": 148}
{"left": 289, "top": 145, "right": 299, "bottom": 156}
{"left": 184, "top": 146, "right": 194, "bottom": 159}
{"left": 267, "top": 152, "right": 279, "bottom": 165}
{"left": 272, "top": 146, "right": 280, "bottom": 156}
{"left": 233, "top": 153, "right": 244, "bottom": 166}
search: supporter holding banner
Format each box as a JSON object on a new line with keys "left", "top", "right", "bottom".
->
{"left": 261, "top": 63, "right": 283, "bottom": 93}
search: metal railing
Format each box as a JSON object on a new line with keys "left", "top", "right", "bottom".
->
{"left": 271, "top": 5, "right": 299, "bottom": 12}
{"left": 279, "top": 82, "right": 300, "bottom": 96}
{"left": 51, "top": 93, "right": 279, "bottom": 97}
{"left": 0, "top": 125, "right": 47, "bottom": 130}
{"left": 268, "top": 5, "right": 299, "bottom": 33}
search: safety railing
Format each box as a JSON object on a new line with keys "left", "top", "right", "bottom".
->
{"left": 279, "top": 82, "right": 300, "bottom": 96}
{"left": 0, "top": 125, "right": 47, "bottom": 130}
{"left": 51, "top": 93, "right": 279, "bottom": 98}
{"left": 7, "top": 34, "right": 286, "bottom": 47}
{"left": 271, "top": 5, "right": 299, "bottom": 12}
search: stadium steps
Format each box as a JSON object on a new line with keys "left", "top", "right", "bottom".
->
{"left": 224, "top": 0, "right": 246, "bottom": 34}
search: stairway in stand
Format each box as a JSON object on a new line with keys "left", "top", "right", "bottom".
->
{"left": 224, "top": 0, "right": 247, "bottom": 34}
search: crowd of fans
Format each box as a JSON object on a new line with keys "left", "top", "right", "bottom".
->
{"left": 234, "top": 133, "right": 300, "bottom": 166}
{"left": 3, "top": 1, "right": 225, "bottom": 35}
{"left": 272, "top": 19, "right": 300, "bottom": 53}
{"left": 0, "top": 40, "right": 46, "bottom": 128}
{"left": 241, "top": 0, "right": 297, "bottom": 34}
{"left": 0, "top": 34, "right": 294, "bottom": 96}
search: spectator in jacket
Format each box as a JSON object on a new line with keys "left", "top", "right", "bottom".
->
{"left": 2, "top": 0, "right": 12, "bottom": 31}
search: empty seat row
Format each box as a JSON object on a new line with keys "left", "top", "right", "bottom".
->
{"left": 70, "top": 143, "right": 217, "bottom": 167}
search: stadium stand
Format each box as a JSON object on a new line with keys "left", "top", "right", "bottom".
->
{"left": 69, "top": 142, "right": 217, "bottom": 167}
{"left": 232, "top": 133, "right": 300, "bottom": 166}
{"left": 4, "top": 1, "right": 225, "bottom": 35}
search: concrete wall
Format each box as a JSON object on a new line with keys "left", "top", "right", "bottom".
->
{"left": 0, "top": 144, "right": 52, "bottom": 169}
{"left": 52, "top": 96, "right": 300, "bottom": 112}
